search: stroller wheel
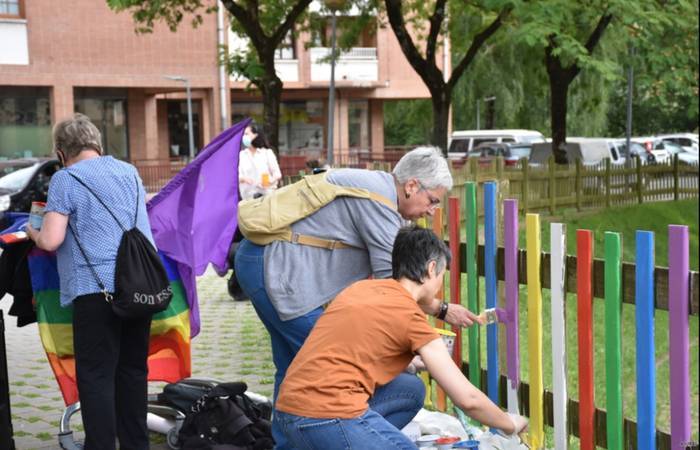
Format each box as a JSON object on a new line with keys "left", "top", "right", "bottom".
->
{"left": 166, "top": 427, "right": 181, "bottom": 449}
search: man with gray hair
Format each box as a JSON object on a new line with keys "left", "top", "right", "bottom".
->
{"left": 235, "top": 146, "right": 483, "bottom": 449}
{"left": 27, "top": 113, "right": 154, "bottom": 450}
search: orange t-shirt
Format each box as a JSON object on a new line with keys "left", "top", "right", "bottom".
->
{"left": 276, "top": 279, "right": 440, "bottom": 419}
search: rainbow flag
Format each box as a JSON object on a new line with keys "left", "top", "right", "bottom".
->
{"left": 27, "top": 247, "right": 191, "bottom": 406}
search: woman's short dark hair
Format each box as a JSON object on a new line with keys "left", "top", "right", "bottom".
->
{"left": 392, "top": 225, "right": 451, "bottom": 283}
{"left": 249, "top": 124, "right": 270, "bottom": 149}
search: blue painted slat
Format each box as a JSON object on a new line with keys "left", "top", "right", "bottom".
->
{"left": 484, "top": 182, "right": 498, "bottom": 405}
{"left": 636, "top": 231, "right": 656, "bottom": 450}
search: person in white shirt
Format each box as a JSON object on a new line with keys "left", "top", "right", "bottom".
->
{"left": 239, "top": 124, "right": 282, "bottom": 200}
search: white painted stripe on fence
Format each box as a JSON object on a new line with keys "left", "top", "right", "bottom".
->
{"left": 551, "top": 223, "right": 568, "bottom": 450}
{"left": 507, "top": 384, "right": 520, "bottom": 415}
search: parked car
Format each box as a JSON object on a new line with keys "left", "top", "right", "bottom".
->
{"left": 529, "top": 141, "right": 612, "bottom": 166}
{"left": 631, "top": 137, "right": 671, "bottom": 164}
{"left": 448, "top": 129, "right": 545, "bottom": 160}
{"left": 0, "top": 158, "right": 61, "bottom": 217}
{"left": 470, "top": 142, "right": 532, "bottom": 166}
{"left": 616, "top": 140, "right": 656, "bottom": 165}
{"left": 656, "top": 133, "right": 699, "bottom": 153}
{"left": 567, "top": 138, "right": 626, "bottom": 165}
{"left": 661, "top": 141, "right": 699, "bottom": 164}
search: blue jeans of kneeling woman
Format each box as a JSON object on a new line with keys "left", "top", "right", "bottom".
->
{"left": 234, "top": 239, "right": 425, "bottom": 449}
{"left": 277, "top": 373, "right": 425, "bottom": 449}
{"left": 278, "top": 377, "right": 425, "bottom": 450}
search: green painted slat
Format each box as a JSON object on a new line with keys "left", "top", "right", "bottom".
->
{"left": 466, "top": 182, "right": 480, "bottom": 386}
{"left": 604, "top": 232, "right": 623, "bottom": 449}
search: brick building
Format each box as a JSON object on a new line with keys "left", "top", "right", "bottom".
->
{"left": 0, "top": 0, "right": 443, "bottom": 166}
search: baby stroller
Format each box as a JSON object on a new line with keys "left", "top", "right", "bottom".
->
{"left": 58, "top": 378, "right": 272, "bottom": 449}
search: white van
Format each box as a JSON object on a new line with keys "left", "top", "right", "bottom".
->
{"left": 448, "top": 129, "right": 545, "bottom": 159}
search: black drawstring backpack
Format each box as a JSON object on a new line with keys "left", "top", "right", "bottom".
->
{"left": 66, "top": 171, "right": 172, "bottom": 319}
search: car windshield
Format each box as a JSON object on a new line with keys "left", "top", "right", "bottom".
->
{"left": 0, "top": 164, "right": 39, "bottom": 193}
{"left": 663, "top": 141, "right": 684, "bottom": 154}
{"left": 620, "top": 142, "right": 646, "bottom": 155}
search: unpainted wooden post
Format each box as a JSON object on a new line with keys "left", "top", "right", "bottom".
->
{"left": 636, "top": 155, "right": 643, "bottom": 204}
{"left": 522, "top": 161, "right": 530, "bottom": 214}
{"left": 549, "top": 155, "right": 556, "bottom": 215}
{"left": 673, "top": 153, "right": 680, "bottom": 201}
{"left": 575, "top": 159, "right": 582, "bottom": 211}
{"left": 605, "top": 158, "right": 612, "bottom": 208}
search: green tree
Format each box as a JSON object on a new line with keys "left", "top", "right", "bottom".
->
{"left": 107, "top": 0, "right": 313, "bottom": 154}
{"left": 383, "top": 0, "right": 511, "bottom": 154}
{"left": 513, "top": 0, "right": 697, "bottom": 162}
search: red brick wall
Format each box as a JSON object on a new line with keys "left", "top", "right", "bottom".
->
{"left": 0, "top": 0, "right": 220, "bottom": 89}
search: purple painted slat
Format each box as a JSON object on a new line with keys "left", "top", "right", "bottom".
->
{"left": 504, "top": 199, "right": 519, "bottom": 387}
{"left": 668, "top": 225, "right": 690, "bottom": 449}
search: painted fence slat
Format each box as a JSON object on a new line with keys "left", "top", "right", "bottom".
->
{"left": 504, "top": 199, "right": 520, "bottom": 415}
{"left": 526, "top": 213, "right": 544, "bottom": 448}
{"left": 576, "top": 230, "right": 595, "bottom": 450}
{"left": 448, "top": 197, "right": 463, "bottom": 366}
{"left": 550, "top": 223, "right": 568, "bottom": 450}
{"left": 668, "top": 225, "right": 690, "bottom": 449}
{"left": 485, "top": 182, "right": 499, "bottom": 404}
{"left": 432, "top": 208, "right": 447, "bottom": 412}
{"left": 604, "top": 232, "right": 623, "bottom": 450}
{"left": 466, "top": 183, "right": 480, "bottom": 385}
{"left": 635, "top": 231, "right": 656, "bottom": 450}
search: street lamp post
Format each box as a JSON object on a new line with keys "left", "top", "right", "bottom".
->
{"left": 324, "top": 0, "right": 344, "bottom": 166}
{"left": 476, "top": 96, "right": 496, "bottom": 130}
{"left": 165, "top": 75, "right": 196, "bottom": 159}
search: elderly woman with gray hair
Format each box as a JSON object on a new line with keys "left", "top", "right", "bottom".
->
{"left": 26, "top": 113, "right": 153, "bottom": 450}
{"left": 234, "top": 146, "right": 483, "bottom": 450}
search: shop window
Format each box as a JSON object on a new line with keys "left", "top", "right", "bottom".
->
{"left": 0, "top": 86, "right": 52, "bottom": 159}
{"left": 74, "top": 88, "right": 129, "bottom": 160}
{"left": 166, "top": 100, "right": 202, "bottom": 158}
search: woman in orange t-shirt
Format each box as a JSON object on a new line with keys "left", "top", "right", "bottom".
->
{"left": 275, "top": 226, "right": 528, "bottom": 450}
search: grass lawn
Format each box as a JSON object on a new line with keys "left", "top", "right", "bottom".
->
{"left": 520, "top": 198, "right": 699, "bottom": 270}
{"left": 439, "top": 199, "right": 699, "bottom": 447}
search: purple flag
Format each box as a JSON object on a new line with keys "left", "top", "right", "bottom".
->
{"left": 147, "top": 119, "right": 250, "bottom": 336}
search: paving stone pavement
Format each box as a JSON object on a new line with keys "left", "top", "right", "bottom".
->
{"left": 2, "top": 269, "right": 274, "bottom": 449}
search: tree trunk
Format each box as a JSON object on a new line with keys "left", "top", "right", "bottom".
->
{"left": 431, "top": 90, "right": 450, "bottom": 156}
{"left": 548, "top": 71, "right": 571, "bottom": 164}
{"left": 259, "top": 72, "right": 283, "bottom": 157}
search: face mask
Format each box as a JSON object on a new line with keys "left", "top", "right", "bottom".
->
{"left": 242, "top": 135, "right": 253, "bottom": 148}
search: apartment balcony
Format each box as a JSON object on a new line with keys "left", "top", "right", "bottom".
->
{"left": 309, "top": 47, "right": 378, "bottom": 85}
{"left": 275, "top": 59, "right": 299, "bottom": 82}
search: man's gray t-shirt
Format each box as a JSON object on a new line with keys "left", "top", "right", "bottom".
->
{"left": 263, "top": 169, "right": 404, "bottom": 320}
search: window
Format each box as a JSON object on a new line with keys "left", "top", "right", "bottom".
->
{"left": 0, "top": 0, "right": 22, "bottom": 18}
{"left": 74, "top": 88, "right": 130, "bottom": 160}
{"left": 0, "top": 86, "right": 52, "bottom": 159}
{"left": 275, "top": 30, "right": 296, "bottom": 60}
{"left": 348, "top": 100, "right": 370, "bottom": 150}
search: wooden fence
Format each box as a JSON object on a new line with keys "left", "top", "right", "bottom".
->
{"left": 449, "top": 155, "right": 699, "bottom": 218}
{"left": 424, "top": 181, "right": 698, "bottom": 449}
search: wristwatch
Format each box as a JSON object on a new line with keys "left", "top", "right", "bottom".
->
{"left": 436, "top": 301, "right": 449, "bottom": 320}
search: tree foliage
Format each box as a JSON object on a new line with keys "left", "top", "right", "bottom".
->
{"left": 383, "top": 0, "right": 511, "bottom": 154}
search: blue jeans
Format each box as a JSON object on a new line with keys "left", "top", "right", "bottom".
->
{"left": 234, "top": 239, "right": 325, "bottom": 450}
{"left": 277, "top": 374, "right": 425, "bottom": 450}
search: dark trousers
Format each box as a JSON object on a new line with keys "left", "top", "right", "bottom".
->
{"left": 73, "top": 293, "right": 151, "bottom": 450}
